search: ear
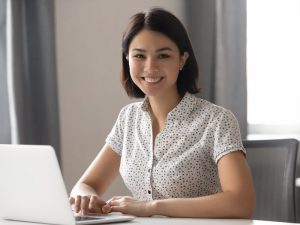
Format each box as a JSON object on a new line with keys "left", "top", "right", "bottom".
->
{"left": 179, "top": 52, "right": 189, "bottom": 71}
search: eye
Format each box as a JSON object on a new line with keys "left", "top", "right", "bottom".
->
{"left": 133, "top": 54, "right": 145, "bottom": 60}
{"left": 158, "top": 54, "right": 170, "bottom": 59}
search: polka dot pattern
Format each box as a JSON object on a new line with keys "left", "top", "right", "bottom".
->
{"left": 106, "top": 93, "right": 245, "bottom": 200}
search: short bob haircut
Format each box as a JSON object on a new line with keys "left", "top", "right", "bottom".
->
{"left": 121, "top": 7, "right": 200, "bottom": 98}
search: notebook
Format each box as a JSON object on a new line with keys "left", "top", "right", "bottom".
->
{"left": 0, "top": 144, "right": 135, "bottom": 225}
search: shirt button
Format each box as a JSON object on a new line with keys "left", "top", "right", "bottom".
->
{"left": 148, "top": 190, "right": 151, "bottom": 194}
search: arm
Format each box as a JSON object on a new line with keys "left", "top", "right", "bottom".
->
{"left": 70, "top": 144, "right": 121, "bottom": 213}
{"left": 152, "top": 151, "right": 256, "bottom": 218}
{"left": 107, "top": 151, "right": 256, "bottom": 218}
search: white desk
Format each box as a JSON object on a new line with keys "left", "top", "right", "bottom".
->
{"left": 0, "top": 217, "right": 299, "bottom": 225}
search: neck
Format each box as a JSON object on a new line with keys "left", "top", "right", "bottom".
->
{"left": 148, "top": 90, "right": 182, "bottom": 122}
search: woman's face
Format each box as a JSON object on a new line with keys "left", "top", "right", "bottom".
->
{"left": 127, "top": 29, "right": 188, "bottom": 98}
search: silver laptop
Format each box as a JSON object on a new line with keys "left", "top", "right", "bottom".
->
{"left": 0, "top": 144, "right": 135, "bottom": 225}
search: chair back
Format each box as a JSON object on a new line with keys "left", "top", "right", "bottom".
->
{"left": 243, "top": 139, "right": 298, "bottom": 222}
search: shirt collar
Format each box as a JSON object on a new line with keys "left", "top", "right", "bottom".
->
{"left": 141, "top": 97, "right": 150, "bottom": 112}
{"left": 140, "top": 92, "right": 198, "bottom": 120}
{"left": 168, "top": 92, "right": 197, "bottom": 120}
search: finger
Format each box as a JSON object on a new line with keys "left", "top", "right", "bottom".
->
{"left": 96, "top": 197, "right": 107, "bottom": 214}
{"left": 89, "top": 196, "right": 104, "bottom": 213}
{"left": 107, "top": 196, "right": 123, "bottom": 203}
{"left": 95, "top": 196, "right": 107, "bottom": 206}
{"left": 107, "top": 197, "right": 125, "bottom": 206}
{"left": 108, "top": 200, "right": 118, "bottom": 206}
{"left": 110, "top": 205, "right": 125, "bottom": 214}
{"left": 107, "top": 200, "right": 125, "bottom": 211}
{"left": 75, "top": 196, "right": 81, "bottom": 213}
{"left": 81, "top": 196, "right": 91, "bottom": 215}
{"left": 104, "top": 196, "right": 125, "bottom": 213}
{"left": 102, "top": 204, "right": 112, "bottom": 214}
{"left": 88, "top": 196, "right": 98, "bottom": 210}
{"left": 69, "top": 197, "right": 75, "bottom": 205}
{"left": 123, "top": 196, "right": 134, "bottom": 201}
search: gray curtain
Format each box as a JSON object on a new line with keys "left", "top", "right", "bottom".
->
{"left": 5, "top": 0, "right": 61, "bottom": 161}
{"left": 186, "top": 0, "right": 247, "bottom": 138}
{"left": 0, "top": 0, "right": 11, "bottom": 144}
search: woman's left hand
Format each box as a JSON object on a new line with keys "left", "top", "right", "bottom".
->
{"left": 102, "top": 196, "right": 155, "bottom": 217}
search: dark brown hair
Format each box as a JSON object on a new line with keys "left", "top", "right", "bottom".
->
{"left": 121, "top": 7, "right": 200, "bottom": 98}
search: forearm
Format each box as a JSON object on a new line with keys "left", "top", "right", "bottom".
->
{"left": 70, "top": 182, "right": 100, "bottom": 197}
{"left": 151, "top": 191, "right": 255, "bottom": 219}
{"left": 70, "top": 146, "right": 120, "bottom": 198}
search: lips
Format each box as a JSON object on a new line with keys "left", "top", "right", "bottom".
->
{"left": 143, "top": 77, "right": 163, "bottom": 83}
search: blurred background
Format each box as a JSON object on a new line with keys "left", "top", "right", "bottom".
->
{"left": 0, "top": 0, "right": 299, "bottom": 199}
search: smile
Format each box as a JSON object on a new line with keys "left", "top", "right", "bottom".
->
{"left": 142, "top": 77, "right": 163, "bottom": 84}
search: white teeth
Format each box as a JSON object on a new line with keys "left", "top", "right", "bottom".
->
{"left": 144, "top": 77, "right": 162, "bottom": 83}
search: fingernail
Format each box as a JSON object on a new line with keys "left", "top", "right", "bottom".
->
{"left": 102, "top": 207, "right": 108, "bottom": 213}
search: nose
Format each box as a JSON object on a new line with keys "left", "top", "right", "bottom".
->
{"left": 144, "top": 57, "right": 158, "bottom": 73}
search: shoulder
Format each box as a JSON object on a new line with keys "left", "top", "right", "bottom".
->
{"left": 118, "top": 100, "right": 144, "bottom": 119}
{"left": 190, "top": 94, "right": 236, "bottom": 121}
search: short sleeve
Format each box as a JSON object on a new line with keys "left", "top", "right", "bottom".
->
{"left": 213, "top": 109, "right": 246, "bottom": 163}
{"left": 105, "top": 106, "right": 128, "bottom": 155}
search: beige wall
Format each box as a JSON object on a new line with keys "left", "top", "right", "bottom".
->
{"left": 54, "top": 0, "right": 186, "bottom": 199}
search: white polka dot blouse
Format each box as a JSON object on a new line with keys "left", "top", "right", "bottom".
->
{"left": 106, "top": 92, "right": 245, "bottom": 201}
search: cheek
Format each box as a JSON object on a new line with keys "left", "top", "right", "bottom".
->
{"left": 166, "top": 63, "right": 180, "bottom": 77}
{"left": 129, "top": 62, "right": 143, "bottom": 78}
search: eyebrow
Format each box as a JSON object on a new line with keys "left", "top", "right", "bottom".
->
{"left": 131, "top": 47, "right": 172, "bottom": 52}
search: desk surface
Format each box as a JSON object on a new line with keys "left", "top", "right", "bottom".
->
{"left": 0, "top": 217, "right": 299, "bottom": 225}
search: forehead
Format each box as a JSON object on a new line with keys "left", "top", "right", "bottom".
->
{"left": 129, "top": 29, "right": 179, "bottom": 52}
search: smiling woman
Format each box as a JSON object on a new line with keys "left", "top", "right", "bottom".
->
{"left": 121, "top": 8, "right": 199, "bottom": 98}
{"left": 70, "top": 7, "right": 255, "bottom": 219}
{"left": 127, "top": 29, "right": 189, "bottom": 99}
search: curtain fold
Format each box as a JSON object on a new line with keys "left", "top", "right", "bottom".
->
{"left": 185, "top": 0, "right": 216, "bottom": 102}
{"left": 214, "top": 0, "right": 247, "bottom": 139}
{"left": 7, "top": 0, "right": 60, "bottom": 161}
{"left": 186, "top": 0, "right": 247, "bottom": 138}
{"left": 0, "top": 0, "right": 11, "bottom": 144}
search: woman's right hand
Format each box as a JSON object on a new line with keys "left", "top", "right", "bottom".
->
{"left": 69, "top": 195, "right": 107, "bottom": 215}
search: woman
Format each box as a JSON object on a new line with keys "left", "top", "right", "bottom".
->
{"left": 70, "top": 7, "right": 255, "bottom": 218}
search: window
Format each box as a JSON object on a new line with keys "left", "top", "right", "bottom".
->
{"left": 247, "top": 0, "right": 300, "bottom": 139}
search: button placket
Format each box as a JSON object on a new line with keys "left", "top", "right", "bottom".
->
{"left": 146, "top": 112, "right": 154, "bottom": 200}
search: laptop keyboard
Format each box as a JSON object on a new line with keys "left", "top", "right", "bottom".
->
{"left": 75, "top": 216, "right": 104, "bottom": 221}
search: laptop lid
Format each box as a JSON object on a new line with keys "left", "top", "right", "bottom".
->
{"left": 0, "top": 144, "right": 134, "bottom": 225}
